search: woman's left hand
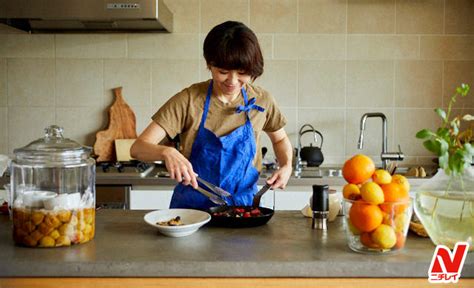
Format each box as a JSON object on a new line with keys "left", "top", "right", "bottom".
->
{"left": 264, "top": 128, "right": 293, "bottom": 190}
{"left": 266, "top": 165, "right": 292, "bottom": 189}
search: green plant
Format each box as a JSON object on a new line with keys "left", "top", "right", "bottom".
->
{"left": 416, "top": 83, "right": 473, "bottom": 176}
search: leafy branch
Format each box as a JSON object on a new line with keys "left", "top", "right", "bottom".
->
{"left": 416, "top": 83, "right": 473, "bottom": 176}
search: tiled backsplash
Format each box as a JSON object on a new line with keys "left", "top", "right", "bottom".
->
{"left": 0, "top": 0, "right": 473, "bottom": 166}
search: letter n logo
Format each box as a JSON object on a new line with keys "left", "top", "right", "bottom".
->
{"left": 428, "top": 242, "right": 469, "bottom": 283}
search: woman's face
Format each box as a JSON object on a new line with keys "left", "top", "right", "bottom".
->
{"left": 209, "top": 66, "right": 251, "bottom": 96}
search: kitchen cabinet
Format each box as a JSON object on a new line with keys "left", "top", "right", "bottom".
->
{"left": 275, "top": 187, "right": 312, "bottom": 210}
{"left": 130, "top": 186, "right": 174, "bottom": 210}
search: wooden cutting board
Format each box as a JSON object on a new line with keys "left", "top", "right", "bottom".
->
{"left": 94, "top": 87, "right": 138, "bottom": 162}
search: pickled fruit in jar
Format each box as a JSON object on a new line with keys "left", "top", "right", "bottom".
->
{"left": 9, "top": 126, "right": 96, "bottom": 248}
{"left": 12, "top": 207, "right": 95, "bottom": 248}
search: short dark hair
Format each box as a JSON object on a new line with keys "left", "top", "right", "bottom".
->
{"left": 203, "top": 21, "right": 264, "bottom": 80}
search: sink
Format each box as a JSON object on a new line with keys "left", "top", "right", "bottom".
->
{"left": 391, "top": 166, "right": 436, "bottom": 178}
{"left": 260, "top": 167, "right": 343, "bottom": 179}
{"left": 294, "top": 168, "right": 342, "bottom": 178}
{"left": 149, "top": 166, "right": 170, "bottom": 178}
{"left": 261, "top": 165, "right": 436, "bottom": 180}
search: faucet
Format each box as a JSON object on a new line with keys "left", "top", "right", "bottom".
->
{"left": 357, "top": 112, "right": 404, "bottom": 170}
{"left": 294, "top": 124, "right": 318, "bottom": 177}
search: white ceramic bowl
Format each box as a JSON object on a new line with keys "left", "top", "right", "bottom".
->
{"left": 144, "top": 209, "right": 211, "bottom": 237}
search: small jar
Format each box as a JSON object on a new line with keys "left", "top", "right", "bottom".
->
{"left": 328, "top": 189, "right": 341, "bottom": 221}
{"left": 10, "top": 125, "right": 96, "bottom": 248}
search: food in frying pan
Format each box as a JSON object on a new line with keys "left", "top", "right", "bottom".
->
{"left": 157, "top": 216, "right": 184, "bottom": 226}
{"left": 211, "top": 207, "right": 262, "bottom": 218}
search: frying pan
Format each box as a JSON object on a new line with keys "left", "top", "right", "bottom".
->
{"left": 206, "top": 184, "right": 274, "bottom": 228}
{"left": 207, "top": 206, "right": 274, "bottom": 228}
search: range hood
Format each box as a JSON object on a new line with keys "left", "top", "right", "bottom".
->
{"left": 0, "top": 0, "right": 173, "bottom": 33}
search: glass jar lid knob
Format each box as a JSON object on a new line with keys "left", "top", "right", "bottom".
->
{"left": 45, "top": 125, "right": 64, "bottom": 139}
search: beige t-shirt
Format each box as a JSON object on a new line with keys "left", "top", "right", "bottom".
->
{"left": 152, "top": 80, "right": 287, "bottom": 171}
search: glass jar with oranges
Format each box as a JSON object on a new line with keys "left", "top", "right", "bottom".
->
{"left": 341, "top": 154, "right": 413, "bottom": 254}
{"left": 342, "top": 198, "right": 412, "bottom": 254}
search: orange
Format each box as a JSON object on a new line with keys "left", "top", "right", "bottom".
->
{"left": 380, "top": 182, "right": 409, "bottom": 213}
{"left": 394, "top": 232, "right": 406, "bottom": 249}
{"left": 343, "top": 183, "right": 361, "bottom": 200}
{"left": 391, "top": 174, "right": 410, "bottom": 194}
{"left": 342, "top": 154, "right": 375, "bottom": 184}
{"left": 372, "top": 169, "right": 392, "bottom": 185}
{"left": 347, "top": 219, "right": 361, "bottom": 235}
{"left": 380, "top": 182, "right": 408, "bottom": 202}
{"left": 371, "top": 224, "right": 397, "bottom": 249}
{"left": 382, "top": 210, "right": 409, "bottom": 232}
{"left": 360, "top": 232, "right": 379, "bottom": 249}
{"left": 360, "top": 182, "right": 384, "bottom": 205}
{"left": 394, "top": 213, "right": 409, "bottom": 233}
{"left": 381, "top": 211, "right": 394, "bottom": 226}
{"left": 349, "top": 201, "right": 383, "bottom": 232}
{"left": 379, "top": 202, "right": 408, "bottom": 214}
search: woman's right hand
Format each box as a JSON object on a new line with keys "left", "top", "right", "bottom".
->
{"left": 162, "top": 147, "right": 198, "bottom": 189}
{"left": 131, "top": 122, "right": 198, "bottom": 189}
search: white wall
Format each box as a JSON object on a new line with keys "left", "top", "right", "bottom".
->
{"left": 0, "top": 0, "right": 473, "bottom": 167}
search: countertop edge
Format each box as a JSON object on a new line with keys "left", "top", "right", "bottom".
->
{"left": 0, "top": 260, "right": 442, "bottom": 278}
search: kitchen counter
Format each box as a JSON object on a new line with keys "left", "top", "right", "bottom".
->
{"left": 3, "top": 174, "right": 348, "bottom": 187}
{"left": 0, "top": 163, "right": 434, "bottom": 188}
{"left": 95, "top": 169, "right": 433, "bottom": 188}
{"left": 0, "top": 210, "right": 472, "bottom": 279}
{"left": 0, "top": 174, "right": 432, "bottom": 189}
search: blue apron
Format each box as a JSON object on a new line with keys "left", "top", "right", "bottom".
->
{"left": 170, "top": 81, "right": 264, "bottom": 210}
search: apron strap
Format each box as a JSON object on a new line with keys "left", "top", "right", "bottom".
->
{"left": 200, "top": 81, "right": 259, "bottom": 129}
{"left": 235, "top": 88, "right": 265, "bottom": 114}
{"left": 199, "top": 81, "right": 214, "bottom": 130}
{"left": 242, "top": 84, "right": 249, "bottom": 105}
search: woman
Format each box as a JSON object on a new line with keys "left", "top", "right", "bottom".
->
{"left": 130, "top": 21, "right": 292, "bottom": 210}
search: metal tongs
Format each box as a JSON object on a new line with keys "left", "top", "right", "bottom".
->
{"left": 197, "top": 177, "right": 231, "bottom": 198}
{"left": 194, "top": 186, "right": 227, "bottom": 205}
{"left": 193, "top": 177, "right": 272, "bottom": 207}
{"left": 193, "top": 176, "right": 231, "bottom": 206}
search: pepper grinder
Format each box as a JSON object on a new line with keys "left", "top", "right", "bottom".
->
{"left": 311, "top": 184, "right": 329, "bottom": 230}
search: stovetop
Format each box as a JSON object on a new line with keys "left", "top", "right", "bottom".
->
{"left": 96, "top": 161, "right": 155, "bottom": 178}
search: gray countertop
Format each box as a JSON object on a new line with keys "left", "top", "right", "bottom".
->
{"left": 1, "top": 210, "right": 472, "bottom": 278}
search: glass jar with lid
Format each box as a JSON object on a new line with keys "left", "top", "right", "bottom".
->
{"left": 10, "top": 125, "right": 95, "bottom": 248}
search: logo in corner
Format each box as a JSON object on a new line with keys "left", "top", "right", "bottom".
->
{"left": 428, "top": 242, "right": 469, "bottom": 283}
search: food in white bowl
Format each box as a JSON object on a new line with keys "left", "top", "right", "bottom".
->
{"left": 157, "top": 216, "right": 184, "bottom": 226}
{"left": 144, "top": 209, "right": 211, "bottom": 237}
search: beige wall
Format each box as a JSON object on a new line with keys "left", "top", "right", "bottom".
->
{"left": 0, "top": 0, "right": 473, "bottom": 166}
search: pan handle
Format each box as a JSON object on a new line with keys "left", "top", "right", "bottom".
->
{"left": 252, "top": 183, "right": 272, "bottom": 208}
